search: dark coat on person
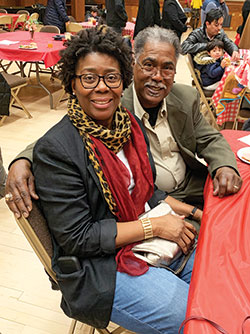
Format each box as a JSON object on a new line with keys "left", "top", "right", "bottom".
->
{"left": 33, "top": 114, "right": 166, "bottom": 328}
{"left": 133, "top": 0, "right": 161, "bottom": 38}
{"left": 105, "top": 0, "right": 128, "bottom": 29}
{"left": 181, "top": 25, "right": 238, "bottom": 57}
{"left": 161, "top": 0, "right": 187, "bottom": 39}
{"left": 237, "top": 0, "right": 250, "bottom": 35}
{"left": 44, "top": 0, "right": 69, "bottom": 33}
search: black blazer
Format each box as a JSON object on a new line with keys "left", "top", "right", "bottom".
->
{"left": 161, "top": 0, "right": 187, "bottom": 38}
{"left": 33, "top": 114, "right": 166, "bottom": 328}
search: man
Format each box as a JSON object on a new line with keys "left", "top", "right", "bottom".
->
{"left": 105, "top": 0, "right": 128, "bottom": 34}
{"left": 133, "top": 0, "right": 161, "bottom": 39}
{"left": 181, "top": 8, "right": 239, "bottom": 60}
{"left": 201, "top": 0, "right": 229, "bottom": 25}
{"left": 161, "top": 0, "right": 188, "bottom": 40}
{"left": 5, "top": 27, "right": 242, "bottom": 219}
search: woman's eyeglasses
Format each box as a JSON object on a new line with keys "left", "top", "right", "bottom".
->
{"left": 136, "top": 60, "right": 175, "bottom": 78}
{"left": 75, "top": 73, "right": 123, "bottom": 89}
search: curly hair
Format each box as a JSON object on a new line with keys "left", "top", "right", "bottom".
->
{"left": 58, "top": 26, "right": 133, "bottom": 96}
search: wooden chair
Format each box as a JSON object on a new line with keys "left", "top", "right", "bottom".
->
{"left": 0, "top": 15, "right": 13, "bottom": 31}
{"left": 29, "top": 12, "right": 39, "bottom": 21}
{"left": 0, "top": 71, "right": 32, "bottom": 125}
{"left": 185, "top": 54, "right": 219, "bottom": 130}
{"left": 15, "top": 201, "right": 132, "bottom": 334}
{"left": 66, "top": 22, "right": 83, "bottom": 33}
{"left": 232, "top": 88, "right": 250, "bottom": 130}
{"left": 13, "top": 13, "right": 27, "bottom": 31}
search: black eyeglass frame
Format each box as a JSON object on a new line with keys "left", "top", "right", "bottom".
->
{"left": 75, "top": 73, "right": 123, "bottom": 89}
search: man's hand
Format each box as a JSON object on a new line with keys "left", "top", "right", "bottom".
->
{"left": 231, "top": 51, "right": 240, "bottom": 62}
{"left": 213, "top": 167, "right": 242, "bottom": 197}
{"left": 5, "top": 159, "right": 38, "bottom": 218}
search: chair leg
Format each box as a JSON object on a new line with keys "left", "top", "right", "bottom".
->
{"left": 68, "top": 319, "right": 77, "bottom": 334}
{"left": 0, "top": 115, "right": 7, "bottom": 126}
{"left": 11, "top": 87, "right": 32, "bottom": 119}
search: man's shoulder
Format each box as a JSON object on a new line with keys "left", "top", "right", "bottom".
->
{"left": 170, "top": 83, "right": 197, "bottom": 97}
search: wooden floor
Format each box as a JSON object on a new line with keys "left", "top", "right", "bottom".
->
{"left": 0, "top": 29, "right": 236, "bottom": 334}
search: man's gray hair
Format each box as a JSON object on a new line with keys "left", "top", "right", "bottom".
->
{"left": 134, "top": 26, "right": 181, "bottom": 60}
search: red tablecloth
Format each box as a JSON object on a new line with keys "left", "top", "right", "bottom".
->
{"left": 213, "top": 50, "right": 250, "bottom": 125}
{"left": 0, "top": 31, "right": 65, "bottom": 68}
{"left": 184, "top": 130, "right": 250, "bottom": 334}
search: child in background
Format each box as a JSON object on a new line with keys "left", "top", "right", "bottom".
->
{"left": 190, "top": 0, "right": 202, "bottom": 29}
{"left": 194, "top": 39, "right": 230, "bottom": 90}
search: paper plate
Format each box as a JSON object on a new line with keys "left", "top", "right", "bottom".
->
{"left": 19, "top": 45, "right": 37, "bottom": 50}
{"left": 237, "top": 147, "right": 250, "bottom": 164}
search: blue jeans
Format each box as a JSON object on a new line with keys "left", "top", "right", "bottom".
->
{"left": 110, "top": 251, "right": 195, "bottom": 334}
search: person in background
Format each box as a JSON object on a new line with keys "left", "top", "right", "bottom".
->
{"left": 0, "top": 148, "right": 7, "bottom": 199}
{"left": 237, "top": 0, "right": 250, "bottom": 36}
{"left": 105, "top": 0, "right": 128, "bottom": 34}
{"left": 85, "top": 6, "right": 100, "bottom": 22}
{"left": 44, "top": 0, "right": 69, "bottom": 33}
{"left": 181, "top": 9, "right": 239, "bottom": 61}
{"left": 200, "top": 0, "right": 229, "bottom": 25}
{"left": 161, "top": 0, "right": 188, "bottom": 40}
{"left": 190, "top": 0, "right": 202, "bottom": 29}
{"left": 133, "top": 0, "right": 161, "bottom": 39}
{"left": 193, "top": 39, "right": 229, "bottom": 90}
{"left": 7, "top": 26, "right": 198, "bottom": 334}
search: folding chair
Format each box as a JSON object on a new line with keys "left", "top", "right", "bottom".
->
{"left": 29, "top": 12, "right": 39, "bottom": 21}
{"left": 238, "top": 14, "right": 250, "bottom": 50}
{"left": 15, "top": 201, "right": 133, "bottom": 334}
{"left": 66, "top": 22, "right": 83, "bottom": 33}
{"left": 0, "top": 9, "right": 7, "bottom": 13}
{"left": 0, "top": 15, "right": 13, "bottom": 31}
{"left": 0, "top": 71, "right": 32, "bottom": 124}
{"left": 16, "top": 9, "right": 30, "bottom": 16}
{"left": 13, "top": 13, "right": 28, "bottom": 31}
{"left": 185, "top": 54, "right": 219, "bottom": 130}
{"left": 232, "top": 87, "right": 250, "bottom": 130}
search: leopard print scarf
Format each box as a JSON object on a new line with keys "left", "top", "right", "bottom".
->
{"left": 67, "top": 96, "right": 131, "bottom": 215}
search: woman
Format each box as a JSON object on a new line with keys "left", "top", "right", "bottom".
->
{"left": 43, "top": 0, "right": 69, "bottom": 33}
{"left": 237, "top": 0, "right": 250, "bottom": 36}
{"left": 33, "top": 26, "right": 198, "bottom": 334}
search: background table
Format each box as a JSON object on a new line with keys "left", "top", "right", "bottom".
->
{"left": 212, "top": 50, "right": 250, "bottom": 126}
{"left": 184, "top": 130, "right": 250, "bottom": 333}
{"left": 0, "top": 13, "right": 19, "bottom": 30}
{"left": 0, "top": 31, "right": 65, "bottom": 108}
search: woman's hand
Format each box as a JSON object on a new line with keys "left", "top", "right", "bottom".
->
{"left": 151, "top": 214, "right": 197, "bottom": 255}
{"left": 5, "top": 159, "right": 38, "bottom": 218}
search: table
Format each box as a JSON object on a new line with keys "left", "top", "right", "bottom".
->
{"left": 212, "top": 50, "right": 250, "bottom": 126}
{"left": 80, "top": 21, "right": 135, "bottom": 40}
{"left": 183, "top": 130, "right": 250, "bottom": 334}
{"left": 0, "top": 31, "right": 65, "bottom": 109}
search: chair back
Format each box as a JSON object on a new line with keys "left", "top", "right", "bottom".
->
{"left": 0, "top": 9, "right": 7, "bottom": 13}
{"left": 29, "top": 12, "right": 39, "bottom": 21}
{"left": 0, "top": 15, "right": 13, "bottom": 31}
{"left": 13, "top": 13, "right": 27, "bottom": 30}
{"left": 239, "top": 14, "right": 250, "bottom": 49}
{"left": 39, "top": 25, "right": 60, "bottom": 33}
{"left": 232, "top": 88, "right": 250, "bottom": 129}
{"left": 66, "top": 22, "right": 82, "bottom": 33}
{"left": 17, "top": 9, "right": 30, "bottom": 16}
{"left": 15, "top": 201, "right": 57, "bottom": 283}
{"left": 68, "top": 15, "right": 76, "bottom": 22}
{"left": 185, "top": 54, "right": 219, "bottom": 130}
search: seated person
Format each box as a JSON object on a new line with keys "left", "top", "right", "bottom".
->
{"left": 6, "top": 27, "right": 198, "bottom": 333}
{"left": 85, "top": 5, "right": 100, "bottom": 23}
{"left": 181, "top": 8, "right": 239, "bottom": 61}
{"left": 193, "top": 39, "right": 230, "bottom": 90}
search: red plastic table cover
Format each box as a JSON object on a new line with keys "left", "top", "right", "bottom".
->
{"left": 0, "top": 31, "right": 65, "bottom": 68}
{"left": 184, "top": 130, "right": 250, "bottom": 334}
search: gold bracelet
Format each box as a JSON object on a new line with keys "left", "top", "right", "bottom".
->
{"left": 140, "top": 217, "right": 153, "bottom": 240}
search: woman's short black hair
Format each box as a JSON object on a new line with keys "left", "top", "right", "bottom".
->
{"left": 207, "top": 38, "right": 224, "bottom": 52}
{"left": 58, "top": 26, "right": 133, "bottom": 96}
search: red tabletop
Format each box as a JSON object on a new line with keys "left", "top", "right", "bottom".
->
{"left": 184, "top": 130, "right": 250, "bottom": 333}
{"left": 213, "top": 50, "right": 250, "bottom": 126}
{"left": 0, "top": 31, "right": 65, "bottom": 68}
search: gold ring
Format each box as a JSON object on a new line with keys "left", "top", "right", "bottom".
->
{"left": 5, "top": 193, "right": 13, "bottom": 201}
{"left": 233, "top": 185, "right": 239, "bottom": 190}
